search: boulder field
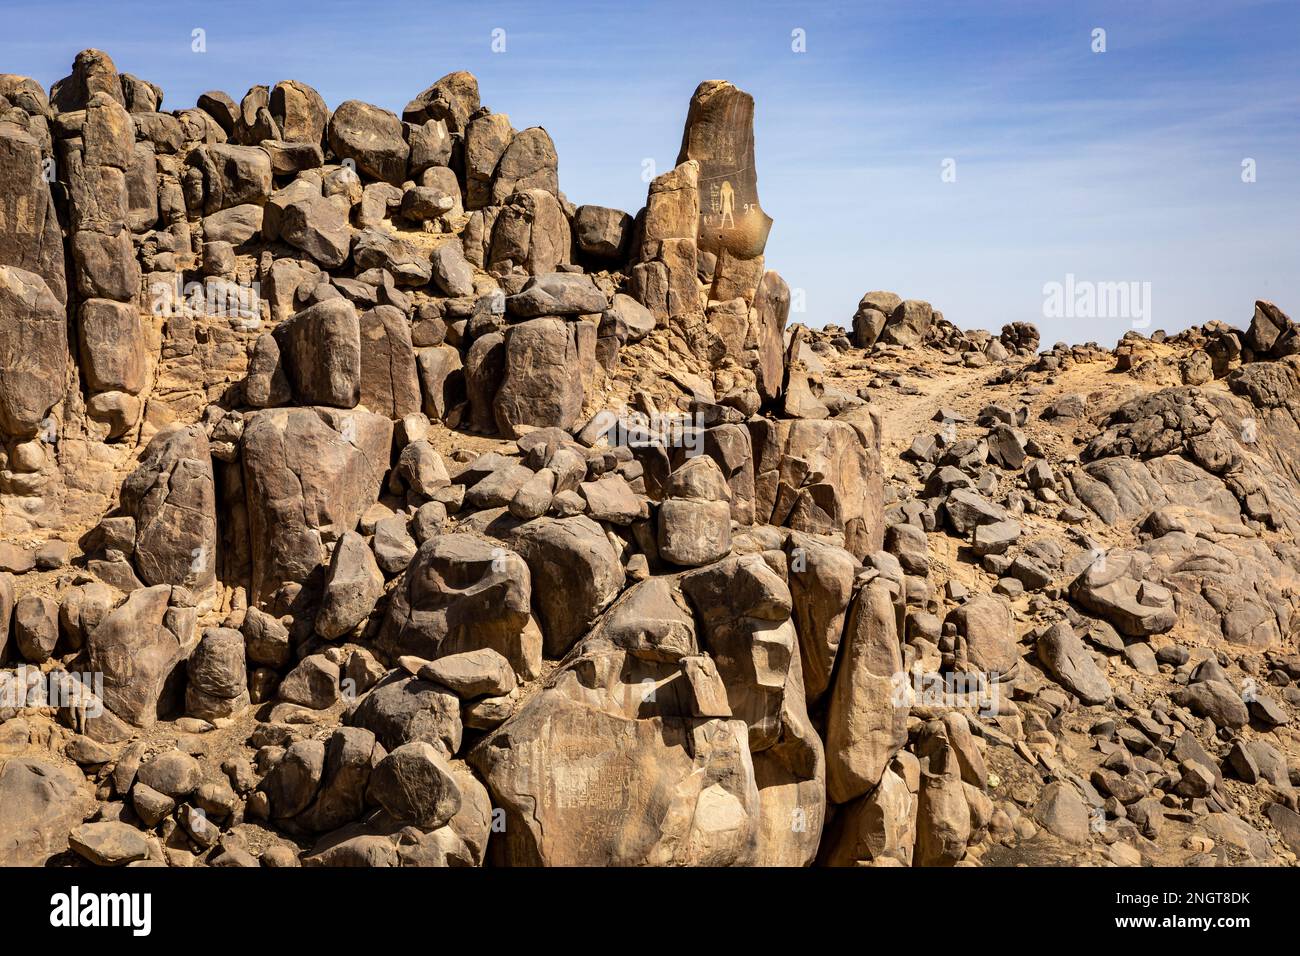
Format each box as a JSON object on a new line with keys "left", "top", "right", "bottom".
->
{"left": 0, "top": 50, "right": 1297, "bottom": 868}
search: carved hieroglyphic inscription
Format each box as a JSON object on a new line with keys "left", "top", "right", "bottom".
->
{"left": 677, "top": 81, "right": 772, "bottom": 259}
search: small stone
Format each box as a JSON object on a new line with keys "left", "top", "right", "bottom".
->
{"left": 136, "top": 751, "right": 201, "bottom": 800}
{"left": 131, "top": 783, "right": 176, "bottom": 828}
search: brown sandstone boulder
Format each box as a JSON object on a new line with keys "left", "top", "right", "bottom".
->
{"left": 375, "top": 534, "right": 537, "bottom": 680}
{"left": 241, "top": 407, "right": 393, "bottom": 605}
{"left": 119, "top": 424, "right": 218, "bottom": 594}
{"left": 328, "top": 100, "right": 409, "bottom": 185}
{"left": 750, "top": 415, "right": 884, "bottom": 559}
{"left": 85, "top": 584, "right": 180, "bottom": 728}
{"left": 676, "top": 81, "right": 772, "bottom": 259}
{"left": 492, "top": 317, "right": 595, "bottom": 438}
{"left": 358, "top": 305, "right": 422, "bottom": 419}
{"left": 0, "top": 123, "right": 67, "bottom": 304}
{"left": 825, "top": 579, "right": 907, "bottom": 804}
{"left": 0, "top": 757, "right": 96, "bottom": 866}
{"left": 0, "top": 266, "right": 65, "bottom": 438}
{"left": 281, "top": 299, "right": 362, "bottom": 408}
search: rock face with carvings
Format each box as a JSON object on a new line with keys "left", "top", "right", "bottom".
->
{"left": 0, "top": 47, "right": 1295, "bottom": 874}
{"left": 677, "top": 80, "right": 773, "bottom": 261}
{"left": 622, "top": 80, "right": 787, "bottom": 416}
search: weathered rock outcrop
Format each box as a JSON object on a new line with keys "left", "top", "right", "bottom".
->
{"left": 0, "top": 47, "right": 1294, "bottom": 876}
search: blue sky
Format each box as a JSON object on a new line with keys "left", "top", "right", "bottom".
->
{"left": 3, "top": 0, "right": 1297, "bottom": 345}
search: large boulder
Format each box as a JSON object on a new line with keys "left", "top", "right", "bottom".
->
{"left": 407, "top": 119, "right": 453, "bottom": 177}
{"left": 50, "top": 49, "right": 124, "bottom": 110}
{"left": 878, "top": 299, "right": 934, "bottom": 348}
{"left": 241, "top": 407, "right": 393, "bottom": 605}
{"left": 1033, "top": 781, "right": 1091, "bottom": 845}
{"left": 279, "top": 194, "right": 350, "bottom": 268}
{"left": 753, "top": 271, "right": 790, "bottom": 403}
{"left": 85, "top": 584, "right": 181, "bottom": 728}
{"left": 658, "top": 456, "right": 733, "bottom": 567}
{"left": 348, "top": 672, "right": 462, "bottom": 756}
{"left": 0, "top": 266, "right": 66, "bottom": 439}
{"left": 0, "top": 124, "right": 67, "bottom": 304}
{"left": 597, "top": 293, "right": 656, "bottom": 367}
{"left": 366, "top": 742, "right": 462, "bottom": 829}
{"left": 1069, "top": 549, "right": 1176, "bottom": 637}
{"left": 69, "top": 229, "right": 139, "bottom": 301}
{"left": 489, "top": 127, "right": 558, "bottom": 203}
{"left": 573, "top": 205, "right": 632, "bottom": 260}
{"left": 943, "top": 489, "right": 1009, "bottom": 535}
{"left": 639, "top": 158, "right": 699, "bottom": 254}
{"left": 375, "top": 533, "right": 538, "bottom": 680}
{"left": 118, "top": 424, "right": 218, "bottom": 593}
{"left": 676, "top": 81, "right": 772, "bottom": 259}
{"left": 188, "top": 143, "right": 272, "bottom": 214}
{"left": 486, "top": 188, "right": 571, "bottom": 275}
{"left": 0, "top": 757, "right": 96, "bottom": 866}
{"left": 270, "top": 80, "right": 328, "bottom": 145}
{"left": 463, "top": 111, "right": 514, "bottom": 208}
{"left": 482, "top": 514, "right": 625, "bottom": 658}
{"left": 261, "top": 740, "right": 326, "bottom": 820}
{"left": 1035, "top": 621, "right": 1112, "bottom": 705}
{"left": 203, "top": 204, "right": 263, "bottom": 246}
{"left": 327, "top": 100, "right": 409, "bottom": 185}
{"left": 471, "top": 564, "right": 823, "bottom": 866}
{"left": 1172, "top": 680, "right": 1250, "bottom": 730}
{"left": 14, "top": 595, "right": 58, "bottom": 663}
{"left": 702, "top": 423, "right": 756, "bottom": 524}
{"left": 416, "top": 344, "right": 464, "bottom": 422}
{"left": 751, "top": 647, "right": 826, "bottom": 866}
{"left": 429, "top": 240, "right": 474, "bottom": 297}
{"left": 820, "top": 757, "right": 918, "bottom": 866}
{"left": 185, "top": 627, "right": 249, "bottom": 719}
{"left": 463, "top": 331, "right": 505, "bottom": 433}
{"left": 468, "top": 583, "right": 761, "bottom": 866}
{"left": 1140, "top": 530, "right": 1289, "bottom": 649}
{"left": 403, "top": 71, "right": 481, "bottom": 133}
{"left": 506, "top": 272, "right": 608, "bottom": 318}
{"left": 825, "top": 579, "right": 907, "bottom": 804}
{"left": 358, "top": 305, "right": 422, "bottom": 419}
{"left": 78, "top": 298, "right": 146, "bottom": 394}
{"left": 353, "top": 229, "right": 432, "bottom": 286}
{"left": 946, "top": 594, "right": 1019, "bottom": 680}
{"left": 472, "top": 694, "right": 758, "bottom": 866}
{"left": 316, "top": 530, "right": 385, "bottom": 640}
{"left": 281, "top": 299, "right": 361, "bottom": 408}
{"left": 492, "top": 317, "right": 595, "bottom": 438}
{"left": 578, "top": 575, "right": 697, "bottom": 664}
{"left": 915, "top": 740, "right": 972, "bottom": 866}
{"left": 680, "top": 554, "right": 797, "bottom": 752}
{"left": 1244, "top": 300, "right": 1293, "bottom": 357}
{"left": 785, "top": 534, "right": 857, "bottom": 703}
{"left": 851, "top": 298, "right": 889, "bottom": 349}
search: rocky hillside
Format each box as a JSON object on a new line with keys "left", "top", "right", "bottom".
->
{"left": 0, "top": 49, "right": 1297, "bottom": 868}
